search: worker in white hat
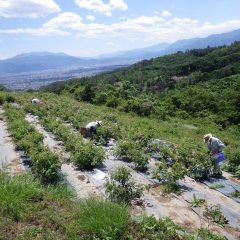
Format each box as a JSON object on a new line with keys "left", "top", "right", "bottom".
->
{"left": 85, "top": 120, "right": 102, "bottom": 136}
{"left": 203, "top": 133, "right": 225, "bottom": 177}
{"left": 31, "top": 98, "right": 41, "bottom": 105}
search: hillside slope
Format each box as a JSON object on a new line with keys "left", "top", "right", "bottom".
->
{"left": 43, "top": 42, "right": 240, "bottom": 128}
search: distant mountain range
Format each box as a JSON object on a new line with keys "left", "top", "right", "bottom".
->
{"left": 102, "top": 28, "right": 240, "bottom": 60}
{"left": 0, "top": 28, "right": 240, "bottom": 74}
{"left": 0, "top": 52, "right": 133, "bottom": 74}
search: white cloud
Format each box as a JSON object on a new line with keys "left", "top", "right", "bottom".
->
{"left": 0, "top": 27, "right": 69, "bottom": 37}
{"left": 161, "top": 10, "right": 172, "bottom": 17}
{"left": 0, "top": 0, "right": 61, "bottom": 18}
{"left": 1, "top": 12, "right": 240, "bottom": 44}
{"left": 86, "top": 15, "right": 95, "bottom": 21}
{"left": 74, "top": 0, "right": 127, "bottom": 16}
{"left": 44, "top": 12, "right": 83, "bottom": 30}
{"left": 109, "top": 0, "right": 127, "bottom": 11}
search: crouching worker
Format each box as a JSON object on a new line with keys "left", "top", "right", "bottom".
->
{"left": 81, "top": 120, "right": 102, "bottom": 138}
{"left": 204, "top": 133, "right": 225, "bottom": 177}
{"left": 31, "top": 98, "right": 41, "bottom": 105}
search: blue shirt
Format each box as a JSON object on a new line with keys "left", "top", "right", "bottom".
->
{"left": 208, "top": 137, "right": 225, "bottom": 154}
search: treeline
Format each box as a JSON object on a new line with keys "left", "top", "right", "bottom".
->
{"left": 43, "top": 42, "right": 240, "bottom": 127}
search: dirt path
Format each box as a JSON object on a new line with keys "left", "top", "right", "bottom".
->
{"left": 0, "top": 107, "right": 24, "bottom": 175}
{"left": 223, "top": 171, "right": 240, "bottom": 185}
{"left": 179, "top": 177, "right": 240, "bottom": 227}
{"left": 203, "top": 176, "right": 240, "bottom": 203}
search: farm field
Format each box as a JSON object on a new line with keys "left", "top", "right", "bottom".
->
{"left": 0, "top": 91, "right": 239, "bottom": 239}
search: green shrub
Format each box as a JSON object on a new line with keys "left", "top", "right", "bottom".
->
{"left": 94, "top": 123, "right": 121, "bottom": 145}
{"left": 131, "top": 132, "right": 154, "bottom": 148}
{"left": 115, "top": 140, "right": 149, "bottom": 170}
{"left": 131, "top": 215, "right": 227, "bottom": 239}
{"left": 234, "top": 169, "right": 240, "bottom": 179}
{"left": 152, "top": 162, "right": 187, "bottom": 194}
{"left": 73, "top": 142, "right": 105, "bottom": 170}
{"left": 31, "top": 148, "right": 61, "bottom": 185}
{"left": 224, "top": 150, "right": 240, "bottom": 177}
{"left": 106, "top": 96, "right": 119, "bottom": 108}
{"left": 115, "top": 140, "right": 135, "bottom": 159}
{"left": 131, "top": 149, "right": 149, "bottom": 171}
{"left": 18, "top": 131, "right": 44, "bottom": 152}
{"left": 187, "top": 151, "right": 212, "bottom": 180}
{"left": 5, "top": 94, "right": 15, "bottom": 103}
{"left": 105, "top": 166, "right": 143, "bottom": 204}
{"left": 73, "top": 199, "right": 129, "bottom": 240}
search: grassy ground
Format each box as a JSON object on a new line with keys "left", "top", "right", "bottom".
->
{"left": 0, "top": 172, "right": 130, "bottom": 240}
{"left": 0, "top": 172, "right": 227, "bottom": 240}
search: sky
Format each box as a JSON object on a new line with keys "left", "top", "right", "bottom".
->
{"left": 0, "top": 0, "right": 240, "bottom": 59}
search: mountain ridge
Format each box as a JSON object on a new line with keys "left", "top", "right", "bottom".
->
{"left": 0, "top": 28, "right": 240, "bottom": 74}
{"left": 99, "top": 29, "right": 240, "bottom": 60}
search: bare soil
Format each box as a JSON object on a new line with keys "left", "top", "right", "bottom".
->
{"left": 0, "top": 107, "right": 24, "bottom": 175}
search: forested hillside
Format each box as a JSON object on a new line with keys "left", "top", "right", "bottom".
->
{"left": 43, "top": 42, "right": 240, "bottom": 128}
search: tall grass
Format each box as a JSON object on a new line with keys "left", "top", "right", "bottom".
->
{"left": 0, "top": 172, "right": 43, "bottom": 221}
{"left": 0, "top": 172, "right": 130, "bottom": 239}
{"left": 0, "top": 172, "right": 71, "bottom": 222}
{"left": 72, "top": 198, "right": 129, "bottom": 240}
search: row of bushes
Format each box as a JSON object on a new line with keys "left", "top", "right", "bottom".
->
{"left": 13, "top": 92, "right": 239, "bottom": 180}
{"left": 4, "top": 104, "right": 61, "bottom": 184}
{"left": 15, "top": 98, "right": 107, "bottom": 170}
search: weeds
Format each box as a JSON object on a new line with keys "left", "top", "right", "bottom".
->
{"left": 208, "top": 184, "right": 225, "bottom": 189}
{"left": 131, "top": 215, "right": 182, "bottom": 240}
{"left": 186, "top": 228, "right": 227, "bottom": 240}
{"left": 73, "top": 199, "right": 129, "bottom": 240}
{"left": 231, "top": 190, "right": 240, "bottom": 198}
{"left": 204, "top": 204, "right": 228, "bottom": 226}
{"left": 189, "top": 194, "right": 205, "bottom": 207}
